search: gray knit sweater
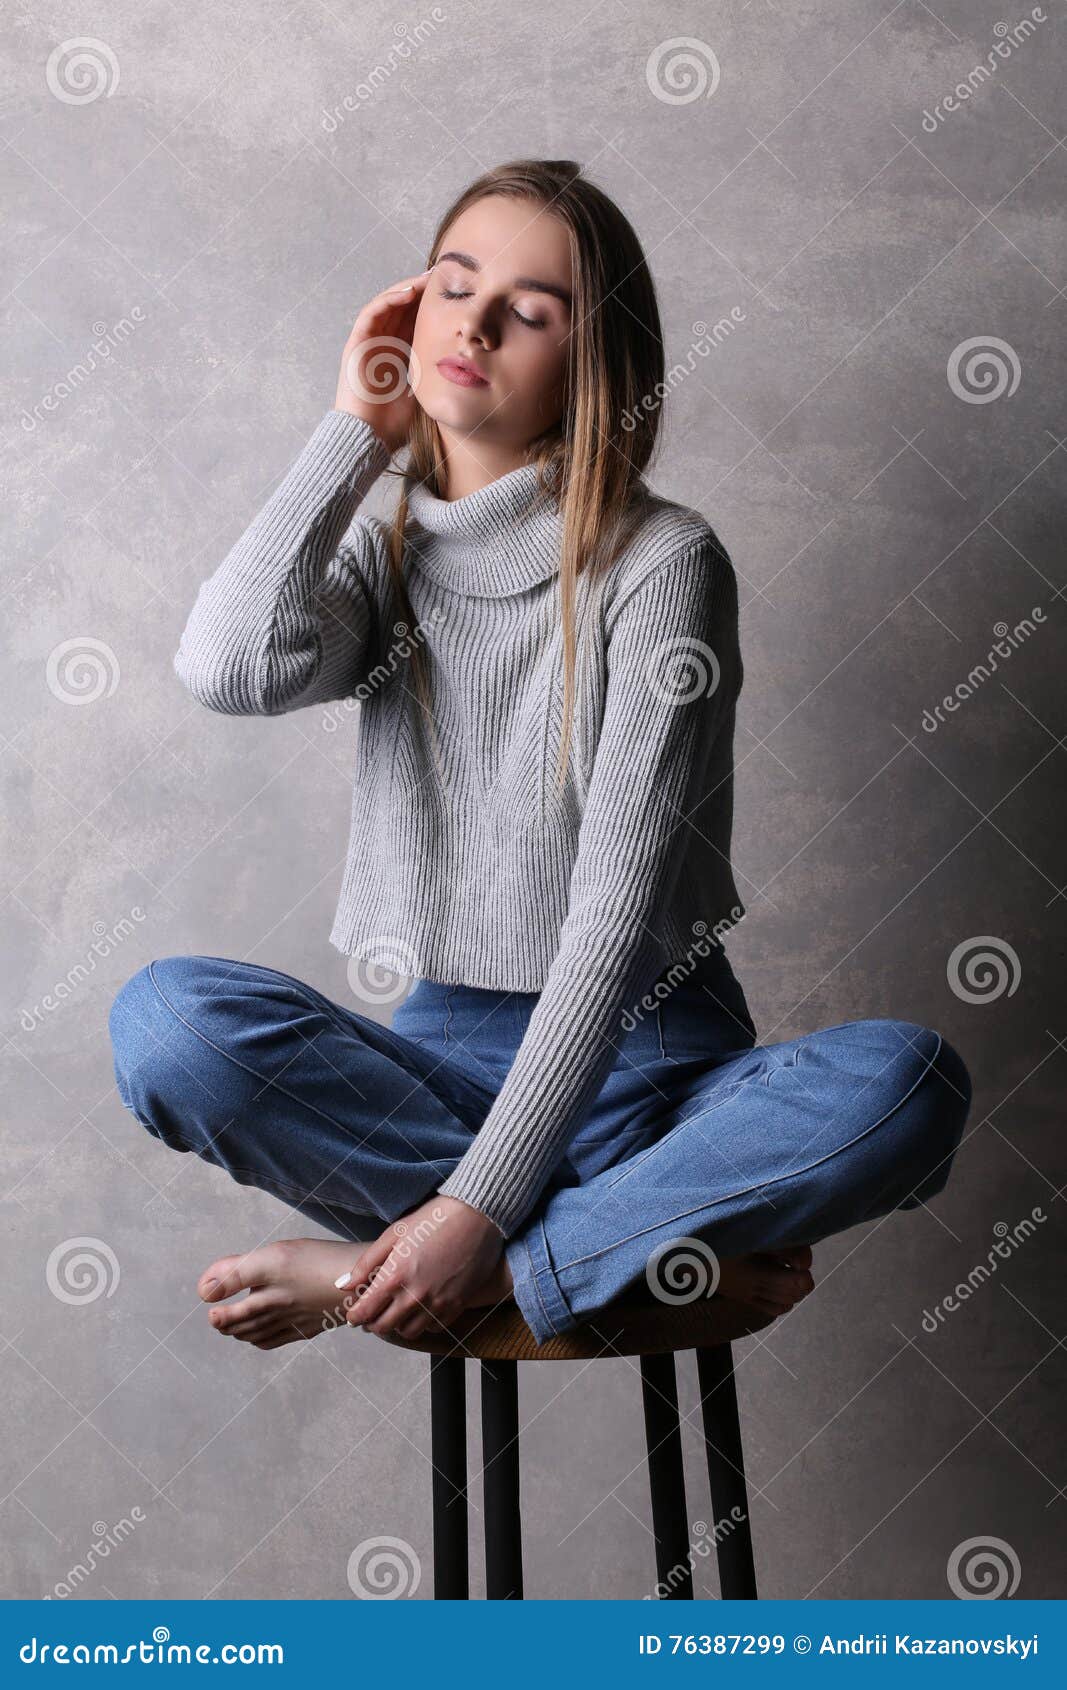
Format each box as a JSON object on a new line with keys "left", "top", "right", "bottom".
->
{"left": 173, "top": 408, "right": 745, "bottom": 1237}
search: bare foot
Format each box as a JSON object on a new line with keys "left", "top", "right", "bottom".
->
{"left": 197, "top": 1238, "right": 370, "bottom": 1350}
{"left": 457, "top": 1244, "right": 815, "bottom": 1323}
{"left": 462, "top": 1251, "right": 515, "bottom": 1307}
{"left": 715, "top": 1244, "right": 815, "bottom": 1318}
{"left": 198, "top": 1237, "right": 815, "bottom": 1351}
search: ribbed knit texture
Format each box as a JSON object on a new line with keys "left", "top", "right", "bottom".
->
{"left": 174, "top": 408, "right": 746, "bottom": 1237}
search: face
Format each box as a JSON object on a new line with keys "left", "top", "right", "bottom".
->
{"left": 410, "top": 195, "right": 574, "bottom": 453}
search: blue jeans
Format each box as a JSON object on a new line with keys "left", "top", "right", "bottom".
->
{"left": 107, "top": 950, "right": 972, "bottom": 1345}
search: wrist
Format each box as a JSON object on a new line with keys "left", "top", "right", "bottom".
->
{"left": 330, "top": 402, "right": 394, "bottom": 453}
{"left": 440, "top": 1193, "right": 506, "bottom": 1240}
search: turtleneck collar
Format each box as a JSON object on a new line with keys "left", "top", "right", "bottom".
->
{"left": 404, "top": 458, "right": 563, "bottom": 598}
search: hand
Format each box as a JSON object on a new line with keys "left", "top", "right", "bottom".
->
{"left": 339, "top": 1195, "right": 505, "bottom": 1340}
{"left": 333, "top": 266, "right": 434, "bottom": 452}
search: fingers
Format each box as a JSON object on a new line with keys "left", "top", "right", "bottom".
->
{"left": 344, "top": 1253, "right": 400, "bottom": 1328}
{"left": 781, "top": 1243, "right": 813, "bottom": 1269}
{"left": 755, "top": 1243, "right": 813, "bottom": 1272}
{"left": 383, "top": 265, "right": 434, "bottom": 299}
{"left": 334, "top": 1231, "right": 393, "bottom": 1293}
{"left": 361, "top": 1290, "right": 426, "bottom": 1338}
{"left": 346, "top": 1270, "right": 461, "bottom": 1340}
{"left": 352, "top": 267, "right": 434, "bottom": 336}
{"left": 766, "top": 1266, "right": 815, "bottom": 1300}
{"left": 756, "top": 1265, "right": 815, "bottom": 1311}
{"left": 392, "top": 1311, "right": 431, "bottom": 1341}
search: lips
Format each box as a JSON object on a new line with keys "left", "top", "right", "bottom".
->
{"left": 437, "top": 357, "right": 489, "bottom": 389}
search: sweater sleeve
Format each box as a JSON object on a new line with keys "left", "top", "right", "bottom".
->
{"left": 436, "top": 533, "right": 742, "bottom": 1237}
{"left": 173, "top": 409, "right": 393, "bottom": 714}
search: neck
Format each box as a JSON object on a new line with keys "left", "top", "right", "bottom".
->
{"left": 434, "top": 425, "right": 533, "bottom": 501}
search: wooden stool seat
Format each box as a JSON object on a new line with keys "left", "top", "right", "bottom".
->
{"left": 378, "top": 1287, "right": 772, "bottom": 1599}
{"left": 380, "top": 1288, "right": 776, "bottom": 1360}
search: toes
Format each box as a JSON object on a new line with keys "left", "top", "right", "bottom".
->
{"left": 207, "top": 1298, "right": 249, "bottom": 1330}
{"left": 198, "top": 1244, "right": 287, "bottom": 1303}
{"left": 198, "top": 1254, "right": 248, "bottom": 1302}
{"left": 756, "top": 1266, "right": 813, "bottom": 1307}
{"left": 230, "top": 1317, "right": 290, "bottom": 1343}
{"left": 764, "top": 1264, "right": 815, "bottom": 1297}
{"left": 218, "top": 1307, "right": 288, "bottom": 1340}
{"left": 778, "top": 1243, "right": 813, "bottom": 1268}
{"left": 211, "top": 1309, "right": 306, "bottom": 1346}
{"left": 198, "top": 1252, "right": 265, "bottom": 1303}
{"left": 755, "top": 1244, "right": 813, "bottom": 1274}
{"left": 207, "top": 1289, "right": 283, "bottom": 1330}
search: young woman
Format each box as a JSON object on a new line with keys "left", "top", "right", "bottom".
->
{"left": 108, "top": 159, "right": 972, "bottom": 1353}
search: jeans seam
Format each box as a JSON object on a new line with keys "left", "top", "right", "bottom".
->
{"left": 140, "top": 1103, "right": 387, "bottom": 1212}
{"left": 600, "top": 1076, "right": 753, "bottom": 1186}
{"left": 181, "top": 955, "right": 361, "bottom": 1041}
{"left": 550, "top": 1030, "right": 946, "bottom": 1273}
{"left": 527, "top": 1218, "right": 578, "bottom": 1336}
{"left": 522, "top": 1232, "right": 554, "bottom": 1333}
{"left": 139, "top": 961, "right": 462, "bottom": 1174}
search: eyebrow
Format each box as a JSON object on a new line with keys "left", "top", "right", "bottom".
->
{"left": 435, "top": 250, "right": 572, "bottom": 308}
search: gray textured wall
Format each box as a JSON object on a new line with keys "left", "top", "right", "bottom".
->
{"left": 4, "top": 0, "right": 1064, "bottom": 1602}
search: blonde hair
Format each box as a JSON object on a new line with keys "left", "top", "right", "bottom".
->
{"left": 380, "top": 158, "right": 666, "bottom": 787}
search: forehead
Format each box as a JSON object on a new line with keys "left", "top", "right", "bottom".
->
{"left": 439, "top": 196, "right": 573, "bottom": 286}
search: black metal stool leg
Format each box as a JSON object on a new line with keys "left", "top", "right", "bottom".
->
{"left": 430, "top": 1355, "right": 469, "bottom": 1598}
{"left": 640, "top": 1352, "right": 694, "bottom": 1598}
{"left": 480, "top": 1360, "right": 523, "bottom": 1598}
{"left": 696, "top": 1344, "right": 758, "bottom": 1598}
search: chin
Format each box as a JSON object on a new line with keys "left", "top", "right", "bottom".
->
{"left": 421, "top": 383, "right": 497, "bottom": 430}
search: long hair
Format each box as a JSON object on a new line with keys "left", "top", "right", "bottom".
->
{"left": 380, "top": 158, "right": 666, "bottom": 788}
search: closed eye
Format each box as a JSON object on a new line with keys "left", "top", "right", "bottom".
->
{"left": 439, "top": 287, "right": 545, "bottom": 330}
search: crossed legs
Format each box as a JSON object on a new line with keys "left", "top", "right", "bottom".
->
{"left": 108, "top": 957, "right": 970, "bottom": 1348}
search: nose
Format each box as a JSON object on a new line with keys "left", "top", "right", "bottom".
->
{"left": 455, "top": 301, "right": 495, "bottom": 351}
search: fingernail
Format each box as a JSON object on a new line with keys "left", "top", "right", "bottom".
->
{"left": 203, "top": 1278, "right": 217, "bottom": 1290}
{"left": 388, "top": 284, "right": 413, "bottom": 296}
{"left": 334, "top": 1271, "right": 351, "bottom": 1288}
